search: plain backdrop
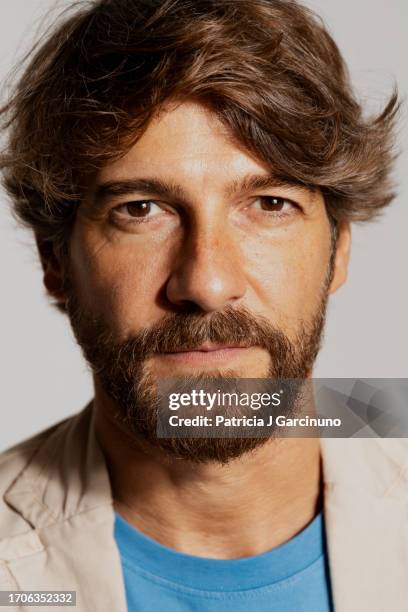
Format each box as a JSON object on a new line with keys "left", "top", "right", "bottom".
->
{"left": 0, "top": 1, "right": 406, "bottom": 450}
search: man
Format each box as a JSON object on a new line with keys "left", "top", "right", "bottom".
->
{"left": 0, "top": 0, "right": 404, "bottom": 610}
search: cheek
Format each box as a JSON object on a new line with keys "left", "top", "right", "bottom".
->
{"left": 69, "top": 225, "right": 170, "bottom": 333}
{"left": 242, "top": 227, "right": 331, "bottom": 328}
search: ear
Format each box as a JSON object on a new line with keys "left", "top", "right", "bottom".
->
{"left": 35, "top": 236, "right": 67, "bottom": 305}
{"left": 328, "top": 221, "right": 351, "bottom": 294}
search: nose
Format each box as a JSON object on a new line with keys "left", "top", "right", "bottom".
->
{"left": 165, "top": 223, "right": 247, "bottom": 312}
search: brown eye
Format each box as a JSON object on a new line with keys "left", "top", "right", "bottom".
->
{"left": 115, "top": 200, "right": 162, "bottom": 218}
{"left": 125, "top": 201, "right": 151, "bottom": 217}
{"left": 257, "top": 196, "right": 291, "bottom": 211}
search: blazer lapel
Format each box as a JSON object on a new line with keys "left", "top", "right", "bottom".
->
{"left": 2, "top": 402, "right": 127, "bottom": 612}
{"left": 321, "top": 436, "right": 408, "bottom": 612}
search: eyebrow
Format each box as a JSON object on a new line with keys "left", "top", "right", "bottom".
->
{"left": 225, "top": 174, "right": 299, "bottom": 197}
{"left": 93, "top": 178, "right": 190, "bottom": 207}
{"left": 92, "top": 174, "right": 304, "bottom": 208}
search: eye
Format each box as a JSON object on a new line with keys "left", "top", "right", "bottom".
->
{"left": 251, "top": 196, "right": 297, "bottom": 214}
{"left": 113, "top": 200, "right": 163, "bottom": 219}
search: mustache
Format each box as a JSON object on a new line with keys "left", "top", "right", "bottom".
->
{"left": 133, "top": 305, "right": 293, "bottom": 357}
{"left": 67, "top": 296, "right": 298, "bottom": 363}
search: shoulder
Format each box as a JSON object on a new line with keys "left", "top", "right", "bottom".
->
{"left": 321, "top": 436, "right": 408, "bottom": 495}
{"left": 0, "top": 416, "right": 73, "bottom": 473}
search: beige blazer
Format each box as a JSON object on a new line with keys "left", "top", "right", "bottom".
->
{"left": 0, "top": 401, "right": 407, "bottom": 611}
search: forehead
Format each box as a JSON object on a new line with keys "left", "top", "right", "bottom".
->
{"left": 97, "top": 100, "right": 273, "bottom": 186}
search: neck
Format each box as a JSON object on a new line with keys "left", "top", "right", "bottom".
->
{"left": 94, "top": 386, "right": 322, "bottom": 560}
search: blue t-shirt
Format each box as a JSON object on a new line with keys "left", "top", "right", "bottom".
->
{"left": 114, "top": 510, "right": 333, "bottom": 611}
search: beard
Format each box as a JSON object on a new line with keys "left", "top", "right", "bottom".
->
{"left": 64, "top": 271, "right": 330, "bottom": 464}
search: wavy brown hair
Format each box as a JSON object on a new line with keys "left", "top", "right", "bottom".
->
{"left": 0, "top": 0, "right": 399, "bottom": 272}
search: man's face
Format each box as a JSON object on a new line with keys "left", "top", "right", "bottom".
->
{"left": 58, "top": 100, "right": 350, "bottom": 461}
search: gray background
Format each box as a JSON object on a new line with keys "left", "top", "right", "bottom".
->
{"left": 0, "top": 0, "right": 406, "bottom": 451}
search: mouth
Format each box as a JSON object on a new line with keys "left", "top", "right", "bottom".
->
{"left": 167, "top": 343, "right": 249, "bottom": 353}
{"left": 159, "top": 343, "right": 253, "bottom": 364}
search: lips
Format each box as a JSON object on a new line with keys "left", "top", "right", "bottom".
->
{"left": 164, "top": 343, "right": 249, "bottom": 353}
{"left": 158, "top": 344, "right": 253, "bottom": 365}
